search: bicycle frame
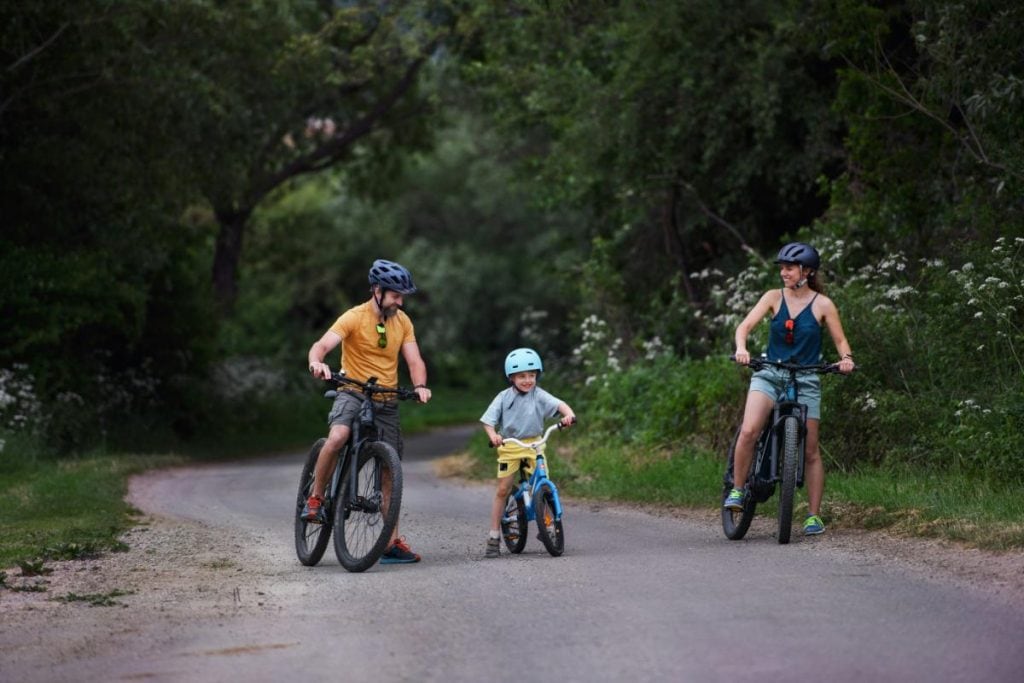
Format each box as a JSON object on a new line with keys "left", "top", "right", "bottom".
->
{"left": 500, "top": 419, "right": 573, "bottom": 555}
{"left": 324, "top": 375, "right": 413, "bottom": 514}
{"left": 723, "top": 356, "right": 845, "bottom": 543}
{"left": 748, "top": 371, "right": 810, "bottom": 500}
{"left": 512, "top": 451, "right": 562, "bottom": 522}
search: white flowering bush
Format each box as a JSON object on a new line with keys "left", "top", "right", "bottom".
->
{"left": 570, "top": 315, "right": 622, "bottom": 388}
{"left": 564, "top": 230, "right": 1022, "bottom": 477}
{"left": 820, "top": 235, "right": 1024, "bottom": 474}
{"left": 0, "top": 365, "right": 45, "bottom": 438}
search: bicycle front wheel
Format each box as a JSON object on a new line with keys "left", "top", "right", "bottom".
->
{"left": 777, "top": 416, "right": 800, "bottom": 544}
{"left": 295, "top": 439, "right": 333, "bottom": 566}
{"left": 500, "top": 488, "right": 527, "bottom": 554}
{"left": 534, "top": 482, "right": 564, "bottom": 556}
{"left": 721, "top": 428, "right": 756, "bottom": 540}
{"left": 333, "top": 441, "right": 403, "bottom": 572}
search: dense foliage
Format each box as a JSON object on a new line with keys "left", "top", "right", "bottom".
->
{"left": 2, "top": 1, "right": 1021, "bottom": 482}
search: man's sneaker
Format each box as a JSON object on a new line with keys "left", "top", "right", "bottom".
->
{"left": 301, "top": 495, "right": 325, "bottom": 523}
{"left": 380, "top": 537, "right": 421, "bottom": 564}
{"left": 723, "top": 488, "right": 745, "bottom": 511}
{"left": 485, "top": 537, "right": 500, "bottom": 559}
{"left": 804, "top": 514, "right": 825, "bottom": 535}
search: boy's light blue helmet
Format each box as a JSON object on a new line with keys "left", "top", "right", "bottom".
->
{"left": 504, "top": 348, "right": 543, "bottom": 379}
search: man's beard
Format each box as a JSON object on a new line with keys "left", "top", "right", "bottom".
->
{"left": 382, "top": 304, "right": 400, "bottom": 319}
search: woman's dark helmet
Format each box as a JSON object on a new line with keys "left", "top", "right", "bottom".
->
{"left": 774, "top": 242, "right": 820, "bottom": 271}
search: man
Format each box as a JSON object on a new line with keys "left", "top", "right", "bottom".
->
{"left": 304, "top": 259, "right": 432, "bottom": 563}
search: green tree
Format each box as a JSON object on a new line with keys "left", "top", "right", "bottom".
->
{"left": 463, "top": 0, "right": 845, "bottom": 352}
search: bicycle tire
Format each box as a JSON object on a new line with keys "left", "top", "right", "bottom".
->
{"left": 333, "top": 441, "right": 403, "bottom": 572}
{"left": 500, "top": 488, "right": 528, "bottom": 554}
{"left": 777, "top": 416, "right": 800, "bottom": 544}
{"left": 294, "top": 438, "right": 333, "bottom": 566}
{"left": 534, "top": 482, "right": 564, "bottom": 556}
{"left": 721, "top": 428, "right": 757, "bottom": 540}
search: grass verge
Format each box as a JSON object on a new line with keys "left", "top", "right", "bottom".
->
{"left": 0, "top": 385, "right": 491, "bottom": 570}
{"left": 456, "top": 431, "right": 1024, "bottom": 552}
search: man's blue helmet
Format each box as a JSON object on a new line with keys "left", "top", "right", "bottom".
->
{"left": 368, "top": 259, "right": 417, "bottom": 294}
{"left": 504, "top": 348, "right": 543, "bottom": 379}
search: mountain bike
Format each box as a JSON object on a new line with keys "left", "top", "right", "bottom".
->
{"left": 721, "top": 357, "right": 844, "bottom": 544}
{"left": 294, "top": 372, "right": 418, "bottom": 572}
{"left": 498, "top": 418, "right": 576, "bottom": 557}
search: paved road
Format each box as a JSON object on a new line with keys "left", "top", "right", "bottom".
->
{"left": 8, "top": 425, "right": 1024, "bottom": 682}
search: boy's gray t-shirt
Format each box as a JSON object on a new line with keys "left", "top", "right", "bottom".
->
{"left": 480, "top": 386, "right": 562, "bottom": 439}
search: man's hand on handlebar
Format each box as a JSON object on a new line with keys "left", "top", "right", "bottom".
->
{"left": 308, "top": 360, "right": 331, "bottom": 380}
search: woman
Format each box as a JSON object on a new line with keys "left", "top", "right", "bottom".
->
{"left": 724, "top": 242, "right": 855, "bottom": 535}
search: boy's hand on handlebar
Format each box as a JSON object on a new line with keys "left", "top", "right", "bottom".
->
{"left": 559, "top": 416, "right": 577, "bottom": 429}
{"left": 489, "top": 434, "right": 505, "bottom": 448}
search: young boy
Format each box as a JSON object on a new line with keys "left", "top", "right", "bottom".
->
{"left": 480, "top": 347, "right": 575, "bottom": 558}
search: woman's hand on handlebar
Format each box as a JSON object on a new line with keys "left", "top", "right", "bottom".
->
{"left": 836, "top": 356, "right": 855, "bottom": 374}
{"left": 733, "top": 350, "right": 751, "bottom": 366}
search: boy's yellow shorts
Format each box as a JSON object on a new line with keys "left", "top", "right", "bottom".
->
{"left": 496, "top": 438, "right": 546, "bottom": 478}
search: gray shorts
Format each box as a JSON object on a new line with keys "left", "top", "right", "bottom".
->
{"left": 327, "top": 391, "right": 404, "bottom": 458}
{"left": 749, "top": 366, "right": 822, "bottom": 420}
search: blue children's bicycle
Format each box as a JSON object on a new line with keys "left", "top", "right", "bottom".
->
{"left": 499, "top": 418, "right": 576, "bottom": 557}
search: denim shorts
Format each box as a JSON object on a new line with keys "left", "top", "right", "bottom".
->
{"left": 749, "top": 366, "right": 822, "bottom": 420}
{"left": 327, "top": 391, "right": 404, "bottom": 458}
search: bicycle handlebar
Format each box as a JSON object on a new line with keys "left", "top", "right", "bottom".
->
{"left": 324, "top": 371, "right": 420, "bottom": 402}
{"left": 730, "top": 355, "right": 844, "bottom": 375}
{"left": 496, "top": 416, "right": 577, "bottom": 450}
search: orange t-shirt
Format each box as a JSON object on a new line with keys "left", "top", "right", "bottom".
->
{"left": 328, "top": 301, "right": 415, "bottom": 388}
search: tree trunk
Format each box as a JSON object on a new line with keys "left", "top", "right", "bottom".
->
{"left": 662, "top": 184, "right": 697, "bottom": 304}
{"left": 212, "top": 208, "right": 251, "bottom": 316}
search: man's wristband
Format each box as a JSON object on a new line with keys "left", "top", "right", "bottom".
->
{"left": 414, "top": 384, "right": 428, "bottom": 389}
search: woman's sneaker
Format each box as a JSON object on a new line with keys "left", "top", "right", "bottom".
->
{"left": 380, "top": 537, "right": 421, "bottom": 564}
{"left": 803, "top": 514, "right": 825, "bottom": 535}
{"left": 485, "top": 537, "right": 500, "bottom": 558}
{"left": 723, "top": 488, "right": 745, "bottom": 511}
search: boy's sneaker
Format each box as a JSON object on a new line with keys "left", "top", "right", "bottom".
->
{"left": 485, "top": 537, "right": 500, "bottom": 558}
{"left": 301, "top": 495, "right": 325, "bottom": 523}
{"left": 803, "top": 514, "right": 825, "bottom": 535}
{"left": 723, "top": 488, "right": 745, "bottom": 511}
{"left": 380, "top": 537, "right": 421, "bottom": 564}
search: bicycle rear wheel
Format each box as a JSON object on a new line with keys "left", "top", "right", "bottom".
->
{"left": 534, "top": 481, "right": 564, "bottom": 556}
{"left": 721, "top": 428, "right": 757, "bottom": 540}
{"left": 333, "top": 441, "right": 402, "bottom": 572}
{"left": 294, "top": 439, "right": 333, "bottom": 566}
{"left": 777, "top": 416, "right": 800, "bottom": 544}
{"left": 500, "top": 488, "right": 527, "bottom": 554}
